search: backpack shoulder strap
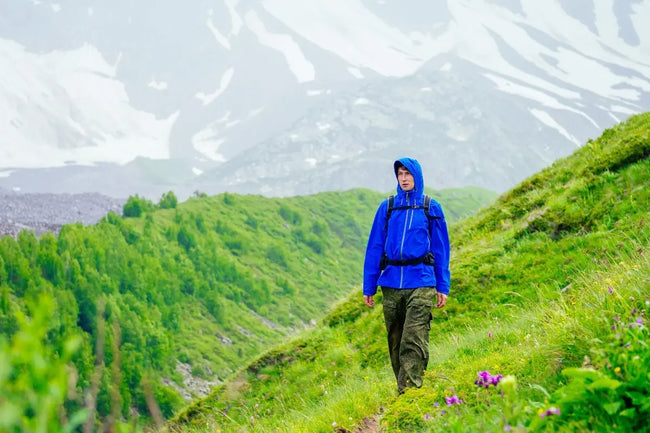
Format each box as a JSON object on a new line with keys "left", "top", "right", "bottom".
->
{"left": 384, "top": 195, "right": 395, "bottom": 232}
{"left": 423, "top": 194, "right": 431, "bottom": 218}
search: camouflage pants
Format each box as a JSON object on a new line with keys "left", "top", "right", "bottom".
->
{"left": 381, "top": 286, "right": 436, "bottom": 394}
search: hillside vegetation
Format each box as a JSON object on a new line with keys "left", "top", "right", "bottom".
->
{"left": 170, "top": 112, "right": 650, "bottom": 433}
{"left": 0, "top": 179, "right": 492, "bottom": 431}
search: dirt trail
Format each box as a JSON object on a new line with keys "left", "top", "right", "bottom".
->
{"left": 336, "top": 414, "right": 381, "bottom": 433}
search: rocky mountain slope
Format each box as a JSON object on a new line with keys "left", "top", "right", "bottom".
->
{"left": 1, "top": 0, "right": 649, "bottom": 198}
{"left": 0, "top": 189, "right": 124, "bottom": 238}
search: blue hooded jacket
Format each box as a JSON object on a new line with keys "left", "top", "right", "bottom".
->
{"left": 363, "top": 157, "right": 451, "bottom": 296}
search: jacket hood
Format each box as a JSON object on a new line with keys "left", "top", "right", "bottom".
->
{"left": 394, "top": 157, "right": 424, "bottom": 197}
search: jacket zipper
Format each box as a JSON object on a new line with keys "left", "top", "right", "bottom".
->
{"left": 399, "top": 193, "right": 411, "bottom": 288}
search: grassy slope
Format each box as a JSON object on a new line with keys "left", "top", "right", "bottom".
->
{"left": 168, "top": 113, "right": 650, "bottom": 432}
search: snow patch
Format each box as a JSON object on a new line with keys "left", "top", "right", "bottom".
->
{"left": 207, "top": 10, "right": 231, "bottom": 50}
{"left": 529, "top": 108, "right": 581, "bottom": 146}
{"left": 206, "top": 1, "right": 243, "bottom": 50}
{"left": 347, "top": 67, "right": 364, "bottom": 78}
{"left": 192, "top": 127, "right": 227, "bottom": 162}
{"left": 307, "top": 89, "right": 325, "bottom": 96}
{"left": 317, "top": 122, "right": 331, "bottom": 131}
{"left": 245, "top": 10, "right": 315, "bottom": 83}
{"left": 148, "top": 80, "right": 168, "bottom": 90}
{"left": 262, "top": 0, "right": 448, "bottom": 76}
{"left": 195, "top": 67, "right": 234, "bottom": 105}
{"left": 0, "top": 170, "right": 13, "bottom": 178}
{"left": 192, "top": 167, "right": 204, "bottom": 176}
{"left": 305, "top": 158, "right": 317, "bottom": 167}
{"left": 0, "top": 39, "right": 177, "bottom": 169}
{"left": 353, "top": 97, "right": 369, "bottom": 105}
{"left": 610, "top": 105, "right": 638, "bottom": 115}
{"left": 440, "top": 62, "right": 452, "bottom": 72}
{"left": 485, "top": 73, "right": 599, "bottom": 128}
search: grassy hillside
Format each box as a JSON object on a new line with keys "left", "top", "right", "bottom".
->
{"left": 0, "top": 183, "right": 491, "bottom": 431}
{"left": 169, "top": 112, "right": 650, "bottom": 432}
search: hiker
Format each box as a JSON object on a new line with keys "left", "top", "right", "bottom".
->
{"left": 363, "top": 157, "right": 451, "bottom": 394}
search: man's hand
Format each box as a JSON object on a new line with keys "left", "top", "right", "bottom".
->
{"left": 436, "top": 292, "right": 448, "bottom": 308}
{"left": 364, "top": 295, "right": 375, "bottom": 307}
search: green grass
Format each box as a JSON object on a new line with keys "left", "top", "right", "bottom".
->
{"left": 168, "top": 112, "right": 650, "bottom": 432}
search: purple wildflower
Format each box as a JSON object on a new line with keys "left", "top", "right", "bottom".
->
{"left": 425, "top": 414, "right": 430, "bottom": 420}
{"left": 503, "top": 425, "right": 512, "bottom": 432}
{"left": 608, "top": 286, "right": 614, "bottom": 294}
{"left": 636, "top": 317, "right": 643, "bottom": 325}
{"left": 540, "top": 407, "right": 561, "bottom": 418}
{"left": 441, "top": 410, "right": 446, "bottom": 416}
{"left": 445, "top": 395, "right": 464, "bottom": 406}
{"left": 488, "top": 331, "right": 493, "bottom": 338}
{"left": 475, "top": 370, "right": 503, "bottom": 389}
{"left": 433, "top": 402, "right": 439, "bottom": 407}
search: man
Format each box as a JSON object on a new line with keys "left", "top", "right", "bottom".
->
{"left": 363, "top": 157, "right": 450, "bottom": 394}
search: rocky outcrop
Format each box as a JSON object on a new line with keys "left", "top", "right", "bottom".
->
{"left": 0, "top": 190, "right": 125, "bottom": 238}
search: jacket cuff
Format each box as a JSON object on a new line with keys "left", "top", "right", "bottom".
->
{"left": 436, "top": 286, "right": 450, "bottom": 295}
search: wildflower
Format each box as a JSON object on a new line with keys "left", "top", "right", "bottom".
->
{"left": 250, "top": 416, "right": 255, "bottom": 423}
{"left": 441, "top": 410, "right": 446, "bottom": 415}
{"left": 539, "top": 407, "right": 561, "bottom": 418}
{"left": 332, "top": 421, "right": 337, "bottom": 427}
{"left": 475, "top": 370, "right": 503, "bottom": 388}
{"left": 608, "top": 286, "right": 614, "bottom": 294}
{"left": 445, "top": 395, "right": 464, "bottom": 406}
{"left": 433, "top": 402, "right": 439, "bottom": 407}
{"left": 614, "top": 367, "right": 621, "bottom": 373}
{"left": 504, "top": 425, "right": 512, "bottom": 432}
{"left": 488, "top": 331, "right": 493, "bottom": 338}
{"left": 636, "top": 317, "right": 643, "bottom": 325}
{"left": 424, "top": 413, "right": 431, "bottom": 420}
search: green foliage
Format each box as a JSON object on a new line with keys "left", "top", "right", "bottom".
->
{"left": 537, "top": 316, "right": 650, "bottom": 432}
{"left": 0, "top": 293, "right": 86, "bottom": 433}
{"left": 159, "top": 191, "right": 178, "bottom": 209}
{"left": 123, "top": 194, "right": 155, "bottom": 217}
{"left": 278, "top": 204, "right": 302, "bottom": 225}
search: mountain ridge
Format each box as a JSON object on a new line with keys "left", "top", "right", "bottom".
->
{"left": 1, "top": 0, "right": 649, "bottom": 198}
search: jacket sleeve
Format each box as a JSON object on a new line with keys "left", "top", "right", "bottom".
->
{"left": 429, "top": 202, "right": 451, "bottom": 295}
{"left": 363, "top": 200, "right": 388, "bottom": 296}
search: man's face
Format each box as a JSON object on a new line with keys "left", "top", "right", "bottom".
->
{"left": 397, "top": 166, "right": 415, "bottom": 191}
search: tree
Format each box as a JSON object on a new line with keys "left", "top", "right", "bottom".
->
{"left": 123, "top": 195, "right": 154, "bottom": 218}
{"left": 158, "top": 191, "right": 178, "bottom": 209}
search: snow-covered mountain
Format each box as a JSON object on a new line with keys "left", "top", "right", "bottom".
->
{"left": 1, "top": 0, "right": 649, "bottom": 199}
